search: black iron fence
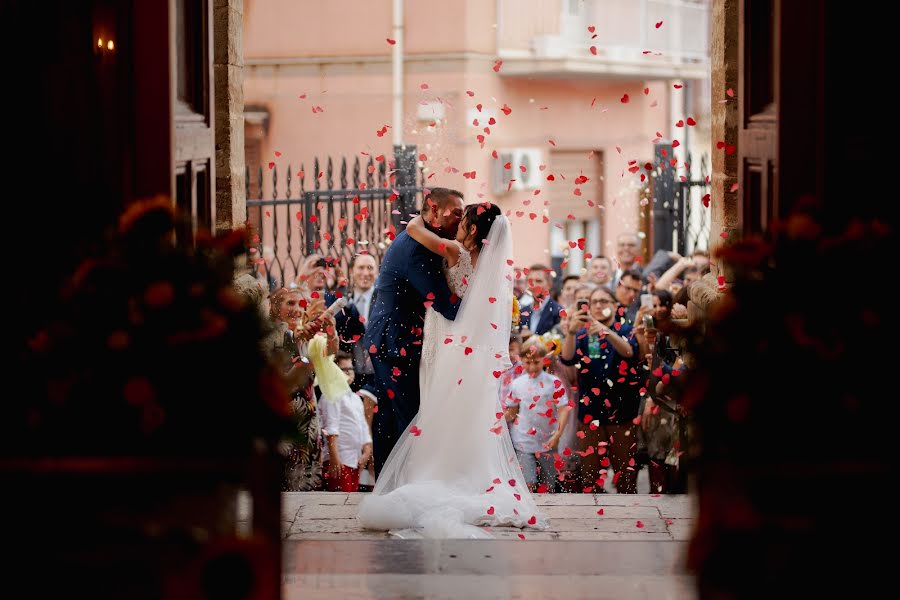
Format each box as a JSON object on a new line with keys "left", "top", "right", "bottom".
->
{"left": 651, "top": 143, "right": 711, "bottom": 256}
{"left": 679, "top": 151, "right": 711, "bottom": 255}
{"left": 246, "top": 145, "right": 425, "bottom": 289}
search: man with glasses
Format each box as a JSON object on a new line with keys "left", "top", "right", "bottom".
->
{"left": 560, "top": 286, "right": 641, "bottom": 494}
{"left": 615, "top": 269, "right": 644, "bottom": 323}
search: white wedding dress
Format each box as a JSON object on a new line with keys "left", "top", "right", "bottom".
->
{"left": 358, "top": 216, "right": 550, "bottom": 538}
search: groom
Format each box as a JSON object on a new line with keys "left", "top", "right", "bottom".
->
{"left": 360, "top": 188, "right": 464, "bottom": 476}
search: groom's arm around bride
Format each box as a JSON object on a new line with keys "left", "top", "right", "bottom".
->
{"left": 360, "top": 188, "right": 465, "bottom": 476}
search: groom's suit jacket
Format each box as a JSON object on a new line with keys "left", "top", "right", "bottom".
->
{"left": 362, "top": 230, "right": 461, "bottom": 475}
{"left": 363, "top": 230, "right": 461, "bottom": 361}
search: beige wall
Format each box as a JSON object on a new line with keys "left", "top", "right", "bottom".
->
{"left": 244, "top": 0, "right": 705, "bottom": 276}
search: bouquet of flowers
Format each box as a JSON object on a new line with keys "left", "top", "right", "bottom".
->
{"left": 14, "top": 197, "right": 297, "bottom": 457}
{"left": 537, "top": 331, "right": 563, "bottom": 357}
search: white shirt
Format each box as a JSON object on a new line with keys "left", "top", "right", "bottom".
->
{"left": 353, "top": 287, "right": 375, "bottom": 323}
{"left": 529, "top": 298, "right": 545, "bottom": 331}
{"left": 352, "top": 288, "right": 376, "bottom": 375}
{"left": 507, "top": 371, "right": 567, "bottom": 454}
{"left": 320, "top": 391, "right": 372, "bottom": 467}
{"left": 518, "top": 292, "right": 534, "bottom": 311}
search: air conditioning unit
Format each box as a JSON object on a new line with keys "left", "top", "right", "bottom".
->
{"left": 492, "top": 148, "right": 543, "bottom": 195}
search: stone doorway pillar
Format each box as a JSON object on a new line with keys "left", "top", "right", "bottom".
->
{"left": 709, "top": 0, "right": 739, "bottom": 281}
{"left": 214, "top": 0, "right": 246, "bottom": 233}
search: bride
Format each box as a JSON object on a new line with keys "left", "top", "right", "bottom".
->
{"left": 358, "top": 202, "right": 550, "bottom": 538}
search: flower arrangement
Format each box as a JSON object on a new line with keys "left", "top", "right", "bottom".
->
{"left": 537, "top": 331, "right": 563, "bottom": 357}
{"left": 512, "top": 295, "right": 521, "bottom": 327}
{"left": 684, "top": 196, "right": 890, "bottom": 593}
{"left": 14, "top": 197, "right": 297, "bottom": 457}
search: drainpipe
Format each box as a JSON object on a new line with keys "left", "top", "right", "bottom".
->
{"left": 392, "top": 0, "right": 404, "bottom": 147}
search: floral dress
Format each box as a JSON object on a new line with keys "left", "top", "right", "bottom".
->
{"left": 278, "top": 330, "right": 323, "bottom": 491}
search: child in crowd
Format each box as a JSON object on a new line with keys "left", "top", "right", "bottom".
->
{"left": 499, "top": 333, "right": 524, "bottom": 410}
{"left": 315, "top": 348, "right": 373, "bottom": 492}
{"left": 504, "top": 337, "right": 572, "bottom": 492}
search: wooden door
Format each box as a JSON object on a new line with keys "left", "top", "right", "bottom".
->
{"left": 737, "top": 0, "right": 778, "bottom": 235}
{"left": 738, "top": 0, "right": 825, "bottom": 234}
{"left": 173, "top": 0, "right": 215, "bottom": 241}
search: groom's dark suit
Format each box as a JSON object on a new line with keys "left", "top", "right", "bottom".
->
{"left": 362, "top": 230, "right": 461, "bottom": 475}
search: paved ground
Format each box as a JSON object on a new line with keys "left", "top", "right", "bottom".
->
{"left": 244, "top": 492, "right": 697, "bottom": 599}
{"left": 274, "top": 492, "right": 695, "bottom": 542}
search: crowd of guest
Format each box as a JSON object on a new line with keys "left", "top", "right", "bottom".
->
{"left": 503, "top": 233, "right": 709, "bottom": 494}
{"left": 240, "top": 230, "right": 706, "bottom": 495}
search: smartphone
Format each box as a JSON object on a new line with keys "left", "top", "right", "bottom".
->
{"left": 576, "top": 298, "right": 590, "bottom": 313}
{"left": 640, "top": 293, "right": 654, "bottom": 310}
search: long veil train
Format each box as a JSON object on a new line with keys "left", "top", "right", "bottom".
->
{"left": 358, "top": 216, "right": 549, "bottom": 538}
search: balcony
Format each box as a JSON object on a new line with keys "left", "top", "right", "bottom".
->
{"left": 496, "top": 0, "right": 709, "bottom": 81}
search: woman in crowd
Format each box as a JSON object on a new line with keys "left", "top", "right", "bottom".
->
{"left": 268, "top": 286, "right": 338, "bottom": 491}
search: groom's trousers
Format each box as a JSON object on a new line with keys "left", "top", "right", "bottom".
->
{"left": 366, "top": 353, "right": 420, "bottom": 477}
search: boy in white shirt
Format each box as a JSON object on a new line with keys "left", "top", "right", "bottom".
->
{"left": 504, "top": 337, "right": 572, "bottom": 492}
{"left": 320, "top": 352, "right": 373, "bottom": 492}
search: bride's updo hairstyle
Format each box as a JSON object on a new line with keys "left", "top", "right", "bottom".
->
{"left": 464, "top": 202, "right": 502, "bottom": 251}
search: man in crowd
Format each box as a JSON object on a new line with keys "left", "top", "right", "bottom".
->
{"left": 583, "top": 255, "right": 613, "bottom": 289}
{"left": 296, "top": 253, "right": 365, "bottom": 355}
{"left": 519, "top": 263, "right": 562, "bottom": 337}
{"left": 557, "top": 274, "right": 582, "bottom": 309}
{"left": 615, "top": 268, "right": 644, "bottom": 323}
{"left": 348, "top": 253, "right": 378, "bottom": 392}
{"left": 610, "top": 233, "right": 643, "bottom": 290}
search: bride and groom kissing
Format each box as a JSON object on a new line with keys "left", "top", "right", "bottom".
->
{"left": 357, "top": 188, "right": 548, "bottom": 537}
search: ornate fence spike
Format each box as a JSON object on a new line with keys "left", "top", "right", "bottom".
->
{"left": 366, "top": 156, "right": 375, "bottom": 188}
{"left": 313, "top": 157, "right": 320, "bottom": 191}
{"left": 286, "top": 164, "right": 292, "bottom": 199}
{"left": 271, "top": 163, "right": 278, "bottom": 200}
{"left": 246, "top": 148, "right": 423, "bottom": 291}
